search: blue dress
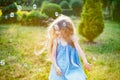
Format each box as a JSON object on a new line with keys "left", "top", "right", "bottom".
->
{"left": 49, "top": 40, "right": 86, "bottom": 80}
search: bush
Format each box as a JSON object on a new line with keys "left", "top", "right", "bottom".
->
{"left": 70, "top": 0, "right": 83, "bottom": 16}
{"left": 2, "top": 3, "right": 17, "bottom": 15}
{"left": 0, "top": 0, "right": 18, "bottom": 24}
{"left": 14, "top": 0, "right": 23, "bottom": 5}
{"left": 41, "top": 3, "right": 62, "bottom": 19}
{"left": 16, "top": 10, "right": 30, "bottom": 22}
{"left": 112, "top": 0, "right": 120, "bottom": 21}
{"left": 50, "top": 0, "right": 70, "bottom": 4}
{"left": 49, "top": 0, "right": 61, "bottom": 4}
{"left": 23, "top": 11, "right": 48, "bottom": 26}
{"left": 0, "top": 13, "right": 18, "bottom": 24}
{"left": 78, "top": 0, "right": 104, "bottom": 42}
{"left": 60, "top": 0, "right": 70, "bottom": 9}
{"left": 0, "top": 10, "right": 49, "bottom": 26}
{"left": 62, "top": 9, "right": 73, "bottom": 16}
{"left": 34, "top": 0, "right": 48, "bottom": 7}
{"left": 0, "top": 0, "right": 18, "bottom": 16}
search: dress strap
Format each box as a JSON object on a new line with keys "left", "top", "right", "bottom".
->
{"left": 57, "top": 38, "right": 61, "bottom": 45}
{"left": 57, "top": 38, "right": 68, "bottom": 47}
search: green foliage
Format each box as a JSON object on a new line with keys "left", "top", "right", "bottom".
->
{"left": 101, "top": 0, "right": 112, "bottom": 8}
{"left": 21, "top": 0, "right": 34, "bottom": 6}
{"left": 60, "top": 0, "right": 70, "bottom": 9}
{"left": 2, "top": 3, "right": 17, "bottom": 15}
{"left": 25, "top": 11, "right": 48, "bottom": 26}
{"left": 112, "top": 0, "right": 120, "bottom": 21}
{"left": 16, "top": 10, "right": 29, "bottom": 21}
{"left": 100, "top": 0, "right": 120, "bottom": 21}
{"left": 49, "top": 0, "right": 70, "bottom": 4}
{"left": 78, "top": 0, "right": 104, "bottom": 42}
{"left": 0, "top": 13, "right": 18, "bottom": 24}
{"left": 0, "top": 0, "right": 18, "bottom": 24}
{"left": 101, "top": 0, "right": 113, "bottom": 20}
{"left": 34, "top": 0, "right": 49, "bottom": 7}
{"left": 0, "top": 10, "right": 48, "bottom": 26}
{"left": 62, "top": 9, "right": 73, "bottom": 16}
{"left": 0, "top": 0, "right": 14, "bottom": 6}
{"left": 49, "top": 0, "right": 61, "bottom": 4}
{"left": 17, "top": 10, "right": 48, "bottom": 26}
{"left": 14, "top": 0, "right": 23, "bottom": 5}
{"left": 41, "top": 3, "right": 62, "bottom": 19}
{"left": 70, "top": 0, "right": 83, "bottom": 16}
{"left": 0, "top": 0, "right": 18, "bottom": 18}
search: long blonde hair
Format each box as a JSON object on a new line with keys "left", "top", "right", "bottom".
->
{"left": 48, "top": 15, "right": 75, "bottom": 55}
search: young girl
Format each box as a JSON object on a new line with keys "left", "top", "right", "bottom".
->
{"left": 48, "top": 15, "right": 91, "bottom": 80}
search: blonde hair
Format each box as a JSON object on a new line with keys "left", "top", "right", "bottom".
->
{"left": 48, "top": 15, "right": 75, "bottom": 55}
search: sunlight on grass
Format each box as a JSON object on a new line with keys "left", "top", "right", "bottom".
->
{"left": 0, "top": 20, "right": 120, "bottom": 80}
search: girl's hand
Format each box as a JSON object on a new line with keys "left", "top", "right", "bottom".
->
{"left": 84, "top": 62, "right": 92, "bottom": 71}
{"left": 55, "top": 66, "right": 62, "bottom": 76}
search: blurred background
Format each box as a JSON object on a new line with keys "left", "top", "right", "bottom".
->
{"left": 0, "top": 0, "right": 120, "bottom": 80}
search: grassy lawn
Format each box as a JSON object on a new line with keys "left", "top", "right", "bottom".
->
{"left": 0, "top": 20, "right": 120, "bottom": 80}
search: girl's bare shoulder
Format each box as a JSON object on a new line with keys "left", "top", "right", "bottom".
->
{"left": 53, "top": 38, "right": 58, "bottom": 46}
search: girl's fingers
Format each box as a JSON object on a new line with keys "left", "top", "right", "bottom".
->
{"left": 57, "top": 70, "right": 62, "bottom": 76}
{"left": 84, "top": 63, "right": 92, "bottom": 71}
{"left": 57, "top": 71, "right": 62, "bottom": 76}
{"left": 56, "top": 67, "right": 62, "bottom": 76}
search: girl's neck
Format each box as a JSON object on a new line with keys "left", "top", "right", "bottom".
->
{"left": 58, "top": 37, "right": 68, "bottom": 46}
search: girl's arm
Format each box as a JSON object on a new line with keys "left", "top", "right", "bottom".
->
{"left": 71, "top": 35, "right": 91, "bottom": 71}
{"left": 51, "top": 39, "right": 62, "bottom": 76}
{"left": 51, "top": 39, "right": 58, "bottom": 68}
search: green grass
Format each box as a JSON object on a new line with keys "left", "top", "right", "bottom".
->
{"left": 0, "top": 20, "right": 120, "bottom": 80}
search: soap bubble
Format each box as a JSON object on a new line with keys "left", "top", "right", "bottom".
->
{"left": 23, "top": 63, "right": 28, "bottom": 67}
{"left": 54, "top": 24, "right": 59, "bottom": 30}
{"left": 33, "top": 4, "right": 37, "bottom": 9}
{"left": 93, "top": 56, "right": 96, "bottom": 61}
{"left": 0, "top": 60, "right": 5, "bottom": 66}
{"left": 5, "top": 15, "right": 8, "bottom": 19}
{"left": 36, "top": 68, "right": 42, "bottom": 72}
{"left": 10, "top": 12, "right": 14, "bottom": 18}
{"left": 55, "top": 12, "right": 59, "bottom": 17}
{"left": 17, "top": 5, "right": 22, "bottom": 10}
{"left": 9, "top": 39, "right": 13, "bottom": 43}
{"left": 46, "top": 57, "right": 51, "bottom": 62}
{"left": 63, "top": 22, "right": 66, "bottom": 27}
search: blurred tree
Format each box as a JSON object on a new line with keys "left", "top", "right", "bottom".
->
{"left": 41, "top": 2, "right": 62, "bottom": 19}
{"left": 101, "top": 0, "right": 113, "bottom": 19}
{"left": 14, "top": 0, "right": 23, "bottom": 5}
{"left": 78, "top": 0, "right": 104, "bottom": 42}
{"left": 60, "top": 0, "right": 70, "bottom": 9}
{"left": 70, "top": 0, "right": 83, "bottom": 16}
{"left": 33, "top": 0, "right": 49, "bottom": 7}
{"left": 49, "top": 0, "right": 70, "bottom": 4}
{"left": 112, "top": 0, "right": 120, "bottom": 21}
{"left": 22, "top": 0, "right": 33, "bottom": 6}
{"left": 101, "top": 0, "right": 120, "bottom": 21}
{"left": 49, "top": 0, "right": 61, "bottom": 4}
{"left": 60, "top": 0, "right": 73, "bottom": 16}
{"left": 0, "top": 0, "right": 18, "bottom": 16}
{"left": 0, "top": 0, "right": 23, "bottom": 23}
